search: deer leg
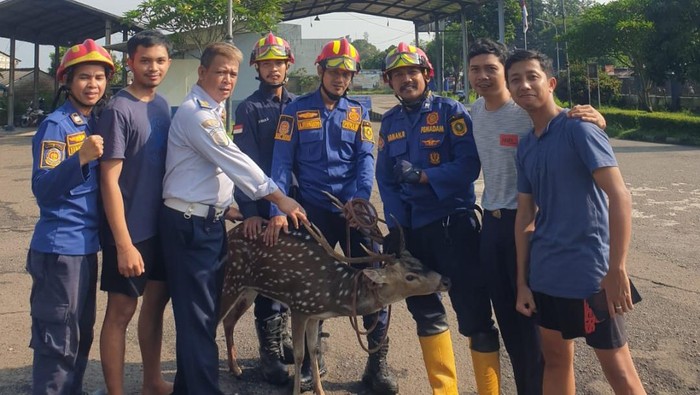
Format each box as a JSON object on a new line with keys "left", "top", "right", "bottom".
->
{"left": 220, "top": 289, "right": 257, "bottom": 377}
{"left": 305, "top": 318, "right": 325, "bottom": 395}
{"left": 290, "top": 314, "right": 309, "bottom": 395}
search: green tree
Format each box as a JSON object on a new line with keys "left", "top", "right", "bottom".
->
{"left": 567, "top": 0, "right": 655, "bottom": 111}
{"left": 645, "top": 0, "right": 700, "bottom": 111}
{"left": 123, "top": 0, "right": 287, "bottom": 55}
{"left": 351, "top": 38, "right": 382, "bottom": 70}
{"left": 555, "top": 62, "right": 621, "bottom": 106}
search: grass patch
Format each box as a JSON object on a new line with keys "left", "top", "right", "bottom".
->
{"left": 601, "top": 107, "right": 700, "bottom": 146}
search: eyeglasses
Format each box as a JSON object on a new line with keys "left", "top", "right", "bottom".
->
{"left": 384, "top": 52, "right": 423, "bottom": 71}
{"left": 324, "top": 56, "right": 358, "bottom": 72}
{"left": 255, "top": 44, "right": 289, "bottom": 60}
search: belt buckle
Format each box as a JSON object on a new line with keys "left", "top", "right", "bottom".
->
{"left": 492, "top": 209, "right": 502, "bottom": 219}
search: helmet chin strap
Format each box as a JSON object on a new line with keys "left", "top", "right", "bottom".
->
{"left": 319, "top": 69, "right": 352, "bottom": 102}
{"left": 256, "top": 73, "right": 288, "bottom": 88}
{"left": 396, "top": 87, "right": 431, "bottom": 111}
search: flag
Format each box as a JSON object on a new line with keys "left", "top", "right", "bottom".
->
{"left": 520, "top": 0, "right": 529, "bottom": 33}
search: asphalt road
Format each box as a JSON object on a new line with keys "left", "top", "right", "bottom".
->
{"left": 0, "top": 118, "right": 699, "bottom": 394}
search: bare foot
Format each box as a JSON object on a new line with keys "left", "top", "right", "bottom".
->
{"left": 141, "top": 380, "right": 173, "bottom": 395}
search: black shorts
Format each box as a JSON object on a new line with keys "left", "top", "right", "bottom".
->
{"left": 533, "top": 291, "right": 628, "bottom": 350}
{"left": 100, "top": 236, "right": 166, "bottom": 297}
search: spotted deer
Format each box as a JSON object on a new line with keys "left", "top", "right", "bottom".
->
{"left": 219, "top": 222, "right": 450, "bottom": 395}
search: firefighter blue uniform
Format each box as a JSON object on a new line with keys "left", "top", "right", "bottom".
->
{"left": 161, "top": 84, "right": 278, "bottom": 395}
{"left": 376, "top": 93, "right": 498, "bottom": 344}
{"left": 269, "top": 88, "right": 389, "bottom": 343}
{"left": 27, "top": 100, "right": 99, "bottom": 395}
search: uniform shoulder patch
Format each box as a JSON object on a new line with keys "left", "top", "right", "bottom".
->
{"left": 66, "top": 131, "right": 86, "bottom": 156}
{"left": 40, "top": 140, "right": 66, "bottom": 169}
{"left": 377, "top": 134, "right": 385, "bottom": 151}
{"left": 450, "top": 116, "right": 469, "bottom": 137}
{"left": 274, "top": 115, "right": 294, "bottom": 142}
{"left": 200, "top": 117, "right": 229, "bottom": 146}
{"left": 361, "top": 120, "right": 374, "bottom": 143}
{"left": 196, "top": 98, "right": 212, "bottom": 109}
{"left": 70, "top": 113, "right": 85, "bottom": 125}
{"left": 232, "top": 124, "right": 243, "bottom": 135}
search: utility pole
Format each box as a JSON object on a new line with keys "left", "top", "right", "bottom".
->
{"left": 224, "top": 0, "right": 233, "bottom": 133}
{"left": 536, "top": 18, "right": 560, "bottom": 74}
{"left": 561, "top": 0, "right": 572, "bottom": 105}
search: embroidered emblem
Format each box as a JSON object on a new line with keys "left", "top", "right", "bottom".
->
{"left": 500, "top": 133, "right": 519, "bottom": 147}
{"left": 421, "top": 138, "right": 441, "bottom": 148}
{"left": 232, "top": 124, "right": 244, "bottom": 135}
{"left": 429, "top": 152, "right": 441, "bottom": 165}
{"left": 386, "top": 131, "right": 406, "bottom": 142}
{"left": 361, "top": 120, "right": 374, "bottom": 143}
{"left": 210, "top": 129, "right": 230, "bottom": 146}
{"left": 347, "top": 106, "right": 361, "bottom": 122}
{"left": 274, "top": 115, "right": 294, "bottom": 141}
{"left": 341, "top": 119, "right": 360, "bottom": 131}
{"left": 426, "top": 111, "right": 439, "bottom": 125}
{"left": 201, "top": 118, "right": 220, "bottom": 130}
{"left": 296, "top": 110, "right": 320, "bottom": 119}
{"left": 66, "top": 131, "right": 86, "bottom": 156}
{"left": 40, "top": 140, "right": 66, "bottom": 169}
{"left": 450, "top": 117, "right": 468, "bottom": 137}
{"left": 70, "top": 113, "right": 85, "bottom": 125}
{"left": 377, "top": 135, "right": 385, "bottom": 151}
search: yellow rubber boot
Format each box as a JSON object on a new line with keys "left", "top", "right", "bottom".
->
{"left": 469, "top": 348, "right": 500, "bottom": 395}
{"left": 418, "top": 331, "right": 459, "bottom": 395}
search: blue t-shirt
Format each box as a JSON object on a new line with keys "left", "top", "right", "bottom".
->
{"left": 98, "top": 89, "right": 171, "bottom": 245}
{"left": 516, "top": 110, "right": 618, "bottom": 299}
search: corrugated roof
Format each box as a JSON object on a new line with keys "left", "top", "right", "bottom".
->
{"left": 0, "top": 0, "right": 141, "bottom": 47}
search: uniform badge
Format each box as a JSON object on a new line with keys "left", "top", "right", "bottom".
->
{"left": 450, "top": 117, "right": 468, "bottom": 137}
{"left": 201, "top": 118, "right": 229, "bottom": 146}
{"left": 429, "top": 152, "right": 441, "bottom": 165}
{"left": 70, "top": 113, "right": 85, "bottom": 125}
{"left": 196, "top": 98, "right": 211, "bottom": 109}
{"left": 347, "top": 106, "right": 362, "bottom": 122}
{"left": 426, "top": 112, "right": 439, "bottom": 125}
{"left": 361, "top": 120, "right": 374, "bottom": 143}
{"left": 274, "top": 115, "right": 294, "bottom": 141}
{"left": 377, "top": 135, "right": 385, "bottom": 151}
{"left": 66, "top": 131, "right": 86, "bottom": 156}
{"left": 421, "top": 138, "right": 441, "bottom": 148}
{"left": 297, "top": 110, "right": 322, "bottom": 130}
{"left": 232, "top": 124, "right": 244, "bottom": 135}
{"left": 40, "top": 140, "right": 66, "bottom": 169}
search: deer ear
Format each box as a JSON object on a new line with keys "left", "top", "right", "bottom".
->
{"left": 362, "top": 268, "right": 388, "bottom": 284}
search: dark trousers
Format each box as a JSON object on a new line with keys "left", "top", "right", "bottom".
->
{"left": 26, "top": 251, "right": 97, "bottom": 395}
{"left": 304, "top": 203, "right": 389, "bottom": 342}
{"left": 160, "top": 205, "right": 227, "bottom": 395}
{"left": 481, "top": 209, "right": 543, "bottom": 394}
{"left": 404, "top": 212, "right": 496, "bottom": 338}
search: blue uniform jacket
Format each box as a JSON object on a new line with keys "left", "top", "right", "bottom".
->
{"left": 233, "top": 83, "right": 295, "bottom": 219}
{"left": 30, "top": 100, "right": 100, "bottom": 254}
{"left": 376, "top": 94, "right": 480, "bottom": 229}
{"left": 270, "top": 89, "right": 375, "bottom": 216}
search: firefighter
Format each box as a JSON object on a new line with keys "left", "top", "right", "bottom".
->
{"left": 27, "top": 39, "right": 113, "bottom": 395}
{"left": 376, "top": 42, "right": 500, "bottom": 395}
{"left": 265, "top": 38, "right": 399, "bottom": 394}
{"left": 233, "top": 32, "right": 297, "bottom": 385}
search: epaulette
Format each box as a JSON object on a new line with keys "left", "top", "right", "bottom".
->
{"left": 69, "top": 112, "right": 85, "bottom": 126}
{"left": 195, "top": 98, "right": 212, "bottom": 109}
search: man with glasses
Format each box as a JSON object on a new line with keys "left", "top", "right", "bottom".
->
{"left": 232, "top": 32, "right": 297, "bottom": 386}
{"left": 265, "top": 38, "right": 398, "bottom": 395}
{"left": 376, "top": 42, "right": 499, "bottom": 395}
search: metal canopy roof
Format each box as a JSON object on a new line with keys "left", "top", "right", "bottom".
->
{"left": 0, "top": 0, "right": 139, "bottom": 47}
{"left": 282, "top": 0, "right": 487, "bottom": 27}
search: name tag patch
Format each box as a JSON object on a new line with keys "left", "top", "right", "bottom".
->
{"left": 500, "top": 133, "right": 519, "bottom": 147}
{"left": 66, "top": 131, "right": 86, "bottom": 156}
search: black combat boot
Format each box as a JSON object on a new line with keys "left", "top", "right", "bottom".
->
{"left": 362, "top": 337, "right": 399, "bottom": 394}
{"left": 254, "top": 315, "right": 290, "bottom": 385}
{"left": 299, "top": 326, "right": 328, "bottom": 393}
{"left": 280, "top": 311, "right": 295, "bottom": 365}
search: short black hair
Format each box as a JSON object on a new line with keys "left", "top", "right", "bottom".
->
{"left": 127, "top": 30, "right": 172, "bottom": 59}
{"left": 468, "top": 38, "right": 508, "bottom": 65}
{"left": 505, "top": 49, "right": 554, "bottom": 79}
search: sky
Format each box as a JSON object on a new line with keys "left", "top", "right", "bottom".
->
{"left": 1, "top": 0, "right": 612, "bottom": 71}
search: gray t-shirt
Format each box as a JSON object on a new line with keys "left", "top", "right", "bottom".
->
{"left": 99, "top": 89, "right": 171, "bottom": 245}
{"left": 470, "top": 97, "right": 532, "bottom": 210}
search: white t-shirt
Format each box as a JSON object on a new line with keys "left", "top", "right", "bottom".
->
{"left": 470, "top": 97, "right": 532, "bottom": 210}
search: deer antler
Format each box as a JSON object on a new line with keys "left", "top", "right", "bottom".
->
{"left": 302, "top": 222, "right": 397, "bottom": 265}
{"left": 321, "top": 190, "right": 385, "bottom": 244}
